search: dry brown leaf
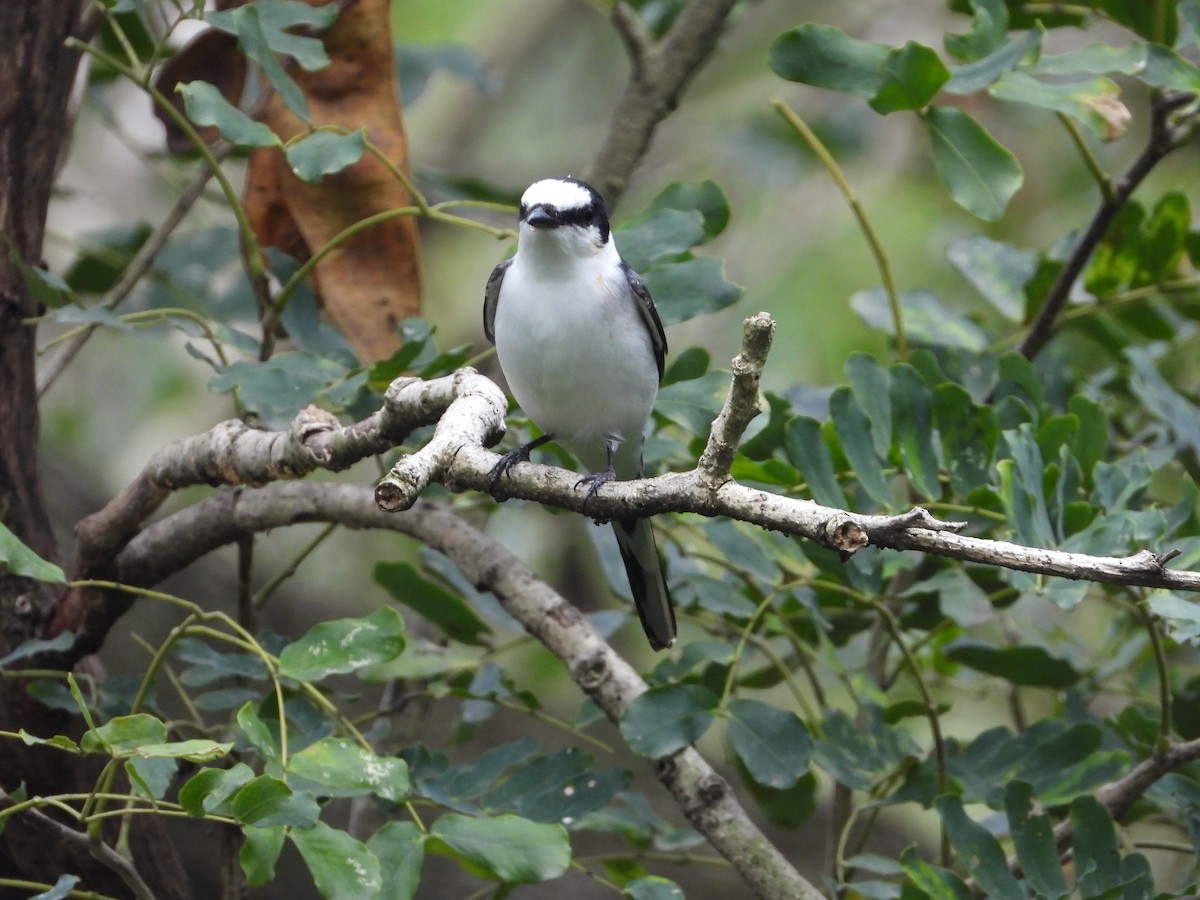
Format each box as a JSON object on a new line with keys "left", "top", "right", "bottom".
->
{"left": 246, "top": 0, "right": 421, "bottom": 363}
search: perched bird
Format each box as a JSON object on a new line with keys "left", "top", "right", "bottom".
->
{"left": 483, "top": 176, "right": 676, "bottom": 650}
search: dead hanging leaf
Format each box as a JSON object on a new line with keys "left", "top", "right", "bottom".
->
{"left": 153, "top": 27, "right": 247, "bottom": 152}
{"left": 245, "top": 0, "right": 421, "bottom": 363}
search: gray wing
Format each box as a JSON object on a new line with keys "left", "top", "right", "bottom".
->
{"left": 482, "top": 258, "right": 512, "bottom": 344}
{"left": 621, "top": 261, "right": 667, "bottom": 381}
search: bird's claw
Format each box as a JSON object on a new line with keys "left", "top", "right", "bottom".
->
{"left": 575, "top": 468, "right": 616, "bottom": 517}
{"left": 488, "top": 447, "right": 530, "bottom": 491}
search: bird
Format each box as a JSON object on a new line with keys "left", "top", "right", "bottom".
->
{"left": 483, "top": 176, "right": 676, "bottom": 650}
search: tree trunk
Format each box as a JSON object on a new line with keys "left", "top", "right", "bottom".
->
{"left": 0, "top": 5, "right": 190, "bottom": 897}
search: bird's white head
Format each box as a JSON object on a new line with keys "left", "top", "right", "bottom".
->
{"left": 517, "top": 177, "right": 612, "bottom": 258}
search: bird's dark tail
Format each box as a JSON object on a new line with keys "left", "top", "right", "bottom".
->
{"left": 611, "top": 517, "right": 676, "bottom": 650}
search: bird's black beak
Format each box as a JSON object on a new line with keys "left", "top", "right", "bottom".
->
{"left": 525, "top": 205, "right": 557, "bottom": 229}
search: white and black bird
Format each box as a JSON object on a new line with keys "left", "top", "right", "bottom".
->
{"left": 483, "top": 176, "right": 676, "bottom": 650}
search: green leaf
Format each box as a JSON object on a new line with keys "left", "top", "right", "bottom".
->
{"left": 934, "top": 795, "right": 1024, "bottom": 900}
{"left": 944, "top": 26, "right": 1045, "bottom": 94}
{"left": 999, "top": 424, "right": 1054, "bottom": 547}
{"left": 725, "top": 699, "right": 812, "bottom": 789}
{"left": 226, "top": 775, "right": 320, "bottom": 828}
{"left": 483, "top": 748, "right": 628, "bottom": 824}
{"left": 81, "top": 714, "right": 167, "bottom": 754}
{"left": 431, "top": 813, "right": 571, "bottom": 883}
{"left": 374, "top": 561, "right": 491, "bottom": 646}
{"left": 1097, "top": 0, "right": 1177, "bottom": 45}
{"left": 236, "top": 701, "right": 280, "bottom": 765}
{"left": 277, "top": 606, "right": 407, "bottom": 682}
{"left": 1005, "top": 782, "right": 1070, "bottom": 899}
{"left": 625, "top": 876, "right": 685, "bottom": 899}
{"left": 643, "top": 257, "right": 741, "bottom": 326}
{"left": 178, "top": 763, "right": 256, "bottom": 816}
{"left": 646, "top": 180, "right": 730, "bottom": 240}
{"left": 129, "top": 739, "right": 232, "bottom": 762}
{"left": 899, "top": 846, "right": 972, "bottom": 899}
{"left": 990, "top": 71, "right": 1129, "bottom": 142}
{"left": 924, "top": 105, "right": 1023, "bottom": 221}
{"left": 945, "top": 641, "right": 1081, "bottom": 687}
{"left": 11, "top": 253, "right": 74, "bottom": 309}
{"left": 28, "top": 874, "right": 81, "bottom": 900}
{"left": 0, "top": 521, "right": 67, "bottom": 584}
{"left": 617, "top": 209, "right": 707, "bottom": 272}
{"left": 947, "top": 235, "right": 1037, "bottom": 321}
{"left": 933, "top": 383, "right": 998, "bottom": 496}
{"left": 288, "top": 737, "right": 410, "bottom": 801}
{"left": 368, "top": 821, "right": 425, "bottom": 900}
{"left": 785, "top": 416, "right": 847, "bottom": 509}
{"left": 619, "top": 684, "right": 719, "bottom": 758}
{"left": 240, "top": 825, "right": 286, "bottom": 888}
{"left": 1071, "top": 794, "right": 1122, "bottom": 896}
{"left": 209, "top": 352, "right": 345, "bottom": 429}
{"left": 891, "top": 365, "right": 942, "bottom": 500}
{"left": 852, "top": 288, "right": 989, "bottom": 351}
{"left": 945, "top": 0, "right": 1009, "bottom": 61}
{"left": 1132, "top": 190, "right": 1189, "bottom": 287}
{"left": 846, "top": 352, "right": 892, "bottom": 457}
{"left": 285, "top": 129, "right": 365, "bottom": 183}
{"left": 1142, "top": 42, "right": 1200, "bottom": 92}
{"left": 177, "top": 81, "right": 279, "bottom": 148}
{"left": 654, "top": 371, "right": 727, "bottom": 436}
{"left": 738, "top": 766, "right": 818, "bottom": 829}
{"left": 829, "top": 386, "right": 893, "bottom": 507}
{"left": 0, "top": 631, "right": 75, "bottom": 668}
{"left": 1031, "top": 42, "right": 1147, "bottom": 77}
{"left": 291, "top": 820, "right": 382, "bottom": 899}
{"left": 206, "top": 4, "right": 310, "bottom": 121}
{"left": 868, "top": 41, "right": 951, "bottom": 113}
{"left": 768, "top": 24, "right": 890, "bottom": 96}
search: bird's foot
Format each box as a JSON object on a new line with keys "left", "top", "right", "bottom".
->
{"left": 488, "top": 434, "right": 553, "bottom": 492}
{"left": 575, "top": 466, "right": 617, "bottom": 519}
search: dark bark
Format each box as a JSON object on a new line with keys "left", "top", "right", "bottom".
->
{"left": 0, "top": 4, "right": 190, "bottom": 897}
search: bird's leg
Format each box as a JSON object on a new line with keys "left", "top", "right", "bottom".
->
{"left": 575, "top": 437, "right": 619, "bottom": 515}
{"left": 488, "top": 433, "right": 554, "bottom": 490}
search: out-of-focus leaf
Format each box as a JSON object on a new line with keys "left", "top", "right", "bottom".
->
{"left": 285, "top": 129, "right": 366, "bottom": 183}
{"left": 646, "top": 180, "right": 730, "bottom": 240}
{"left": 0, "top": 520, "right": 66, "bottom": 585}
{"left": 619, "top": 684, "right": 719, "bottom": 758}
{"left": 291, "top": 820, "right": 382, "bottom": 898}
{"left": 924, "top": 105, "right": 1023, "bottom": 221}
{"left": 945, "top": 25, "right": 1044, "bottom": 93}
{"left": 241, "top": 825, "right": 286, "bottom": 888}
{"left": 430, "top": 813, "right": 571, "bottom": 883}
{"left": 891, "top": 365, "right": 942, "bottom": 500}
{"left": 768, "top": 24, "right": 889, "bottom": 96}
{"left": 868, "top": 41, "right": 950, "bottom": 113}
{"left": 1031, "top": 42, "right": 1146, "bottom": 77}
{"left": 617, "top": 209, "right": 707, "bottom": 272}
{"left": 1005, "top": 782, "right": 1070, "bottom": 899}
{"left": 1096, "top": 0, "right": 1177, "bottom": 45}
{"left": 934, "top": 795, "right": 1024, "bottom": 900}
{"left": 899, "top": 846, "right": 972, "bottom": 899}
{"left": 990, "top": 71, "right": 1129, "bottom": 141}
{"left": 368, "top": 821, "right": 424, "bottom": 900}
{"left": 654, "top": 371, "right": 727, "bottom": 436}
{"left": 725, "top": 699, "right": 812, "bottom": 789}
{"left": 947, "top": 235, "right": 1037, "bottom": 321}
{"left": 846, "top": 352, "right": 892, "bottom": 457}
{"left": 178, "top": 80, "right": 279, "bottom": 147}
{"left": 852, "top": 288, "right": 989, "bottom": 351}
{"left": 208, "top": 353, "right": 345, "bottom": 429}
{"left": 0, "top": 632, "right": 74, "bottom": 668}
{"left": 933, "top": 383, "right": 997, "bottom": 496}
{"left": 1071, "top": 794, "right": 1123, "bottom": 896}
{"left": 374, "top": 561, "right": 491, "bottom": 646}
{"left": 1142, "top": 42, "right": 1200, "bottom": 92}
{"left": 829, "top": 386, "right": 893, "bottom": 507}
{"left": 396, "top": 42, "right": 494, "bottom": 105}
{"left": 65, "top": 222, "right": 153, "bottom": 294}
{"left": 785, "top": 416, "right": 847, "bottom": 509}
{"left": 643, "top": 257, "right": 741, "bottom": 325}
{"left": 1126, "top": 347, "right": 1200, "bottom": 458}
{"left": 945, "top": 0, "right": 1009, "bottom": 62}
{"left": 945, "top": 641, "right": 1081, "bottom": 687}
{"left": 277, "top": 606, "right": 406, "bottom": 682}
{"left": 483, "top": 748, "right": 629, "bottom": 824}
{"left": 1132, "top": 190, "right": 1190, "bottom": 287}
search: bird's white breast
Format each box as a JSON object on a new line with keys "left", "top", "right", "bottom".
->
{"left": 493, "top": 242, "right": 659, "bottom": 475}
